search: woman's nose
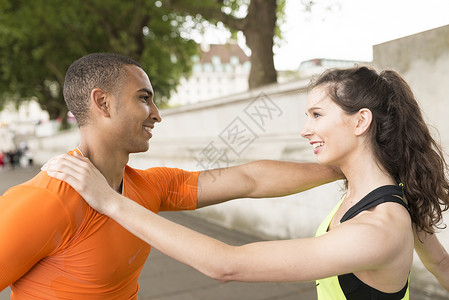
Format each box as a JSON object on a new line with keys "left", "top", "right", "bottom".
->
{"left": 300, "top": 121, "right": 312, "bottom": 139}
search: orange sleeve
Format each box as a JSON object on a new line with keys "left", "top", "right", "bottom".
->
{"left": 0, "top": 186, "right": 72, "bottom": 290}
{"left": 143, "top": 167, "right": 199, "bottom": 211}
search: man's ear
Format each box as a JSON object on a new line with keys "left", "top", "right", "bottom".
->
{"left": 354, "top": 108, "right": 373, "bottom": 136}
{"left": 90, "top": 88, "right": 111, "bottom": 118}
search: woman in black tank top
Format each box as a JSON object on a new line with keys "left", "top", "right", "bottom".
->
{"left": 303, "top": 67, "right": 449, "bottom": 298}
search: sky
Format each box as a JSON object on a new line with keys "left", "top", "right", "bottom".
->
{"left": 273, "top": 0, "right": 449, "bottom": 70}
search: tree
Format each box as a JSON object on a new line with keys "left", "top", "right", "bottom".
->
{"left": 163, "top": 0, "right": 286, "bottom": 89}
{"left": 0, "top": 0, "right": 198, "bottom": 127}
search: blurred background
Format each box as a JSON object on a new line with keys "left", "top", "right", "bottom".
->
{"left": 1, "top": 0, "right": 449, "bottom": 298}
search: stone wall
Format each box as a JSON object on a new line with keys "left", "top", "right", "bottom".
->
{"left": 30, "top": 79, "right": 344, "bottom": 240}
{"left": 129, "top": 79, "right": 343, "bottom": 239}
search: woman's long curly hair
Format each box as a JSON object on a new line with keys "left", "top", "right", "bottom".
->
{"left": 310, "top": 66, "right": 449, "bottom": 234}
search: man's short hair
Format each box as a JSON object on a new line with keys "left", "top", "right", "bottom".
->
{"left": 63, "top": 53, "right": 142, "bottom": 127}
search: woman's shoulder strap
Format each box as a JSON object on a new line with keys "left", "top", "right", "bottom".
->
{"left": 340, "top": 185, "right": 409, "bottom": 223}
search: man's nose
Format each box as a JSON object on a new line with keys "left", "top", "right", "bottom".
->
{"left": 150, "top": 103, "right": 162, "bottom": 123}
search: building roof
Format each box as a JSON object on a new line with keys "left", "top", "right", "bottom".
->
{"left": 199, "top": 43, "right": 250, "bottom": 64}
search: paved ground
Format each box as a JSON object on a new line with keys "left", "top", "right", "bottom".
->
{"left": 0, "top": 166, "right": 447, "bottom": 299}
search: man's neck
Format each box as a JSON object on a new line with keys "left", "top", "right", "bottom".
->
{"left": 77, "top": 136, "right": 128, "bottom": 193}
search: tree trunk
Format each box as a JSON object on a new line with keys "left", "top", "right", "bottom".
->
{"left": 162, "top": 0, "right": 279, "bottom": 89}
{"left": 244, "top": 0, "right": 277, "bottom": 89}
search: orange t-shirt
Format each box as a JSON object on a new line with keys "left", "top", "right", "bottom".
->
{"left": 0, "top": 153, "right": 199, "bottom": 299}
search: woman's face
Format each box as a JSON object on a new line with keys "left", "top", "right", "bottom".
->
{"left": 300, "top": 86, "right": 359, "bottom": 166}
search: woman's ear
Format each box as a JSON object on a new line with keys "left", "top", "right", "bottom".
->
{"left": 90, "top": 88, "right": 111, "bottom": 118}
{"left": 354, "top": 108, "right": 373, "bottom": 136}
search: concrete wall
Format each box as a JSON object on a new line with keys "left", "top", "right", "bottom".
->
{"left": 30, "top": 79, "right": 344, "bottom": 240}
{"left": 373, "top": 24, "right": 449, "bottom": 151}
{"left": 29, "top": 25, "right": 449, "bottom": 296}
{"left": 129, "top": 79, "right": 344, "bottom": 240}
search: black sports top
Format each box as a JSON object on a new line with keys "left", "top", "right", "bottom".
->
{"left": 338, "top": 185, "right": 410, "bottom": 300}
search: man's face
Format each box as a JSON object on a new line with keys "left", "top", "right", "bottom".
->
{"left": 108, "top": 65, "right": 162, "bottom": 154}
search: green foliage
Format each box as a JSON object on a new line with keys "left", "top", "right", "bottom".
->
{"left": 0, "top": 0, "right": 198, "bottom": 120}
{"left": 275, "top": 0, "right": 287, "bottom": 42}
{"left": 163, "top": 0, "right": 285, "bottom": 88}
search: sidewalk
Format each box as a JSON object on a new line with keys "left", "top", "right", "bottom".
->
{"left": 0, "top": 167, "right": 317, "bottom": 300}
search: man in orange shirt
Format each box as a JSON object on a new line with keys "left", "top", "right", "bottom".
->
{"left": 0, "top": 53, "right": 341, "bottom": 299}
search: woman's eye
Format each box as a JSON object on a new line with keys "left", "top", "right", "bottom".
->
{"left": 141, "top": 96, "right": 149, "bottom": 103}
{"left": 313, "top": 112, "right": 321, "bottom": 118}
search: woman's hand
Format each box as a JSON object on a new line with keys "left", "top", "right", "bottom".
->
{"left": 41, "top": 153, "right": 117, "bottom": 215}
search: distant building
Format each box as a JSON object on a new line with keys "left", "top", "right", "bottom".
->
{"left": 169, "top": 42, "right": 251, "bottom": 106}
{"left": 0, "top": 100, "right": 49, "bottom": 135}
{"left": 0, "top": 100, "right": 48, "bottom": 126}
{"left": 0, "top": 99, "right": 56, "bottom": 150}
{"left": 298, "top": 58, "right": 366, "bottom": 78}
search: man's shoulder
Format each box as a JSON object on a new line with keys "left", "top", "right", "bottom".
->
{"left": 125, "top": 165, "right": 168, "bottom": 187}
{"left": 126, "top": 165, "right": 172, "bottom": 173}
{"left": 126, "top": 165, "right": 174, "bottom": 180}
{"left": 126, "top": 165, "right": 198, "bottom": 185}
{"left": 127, "top": 165, "right": 195, "bottom": 175}
{"left": 3, "top": 171, "right": 84, "bottom": 210}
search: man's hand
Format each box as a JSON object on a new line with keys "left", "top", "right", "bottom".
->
{"left": 42, "top": 154, "right": 117, "bottom": 215}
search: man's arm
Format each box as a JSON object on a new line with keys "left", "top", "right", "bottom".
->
{"left": 414, "top": 229, "right": 449, "bottom": 291}
{"left": 0, "top": 187, "right": 69, "bottom": 290}
{"left": 196, "top": 160, "right": 343, "bottom": 208}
